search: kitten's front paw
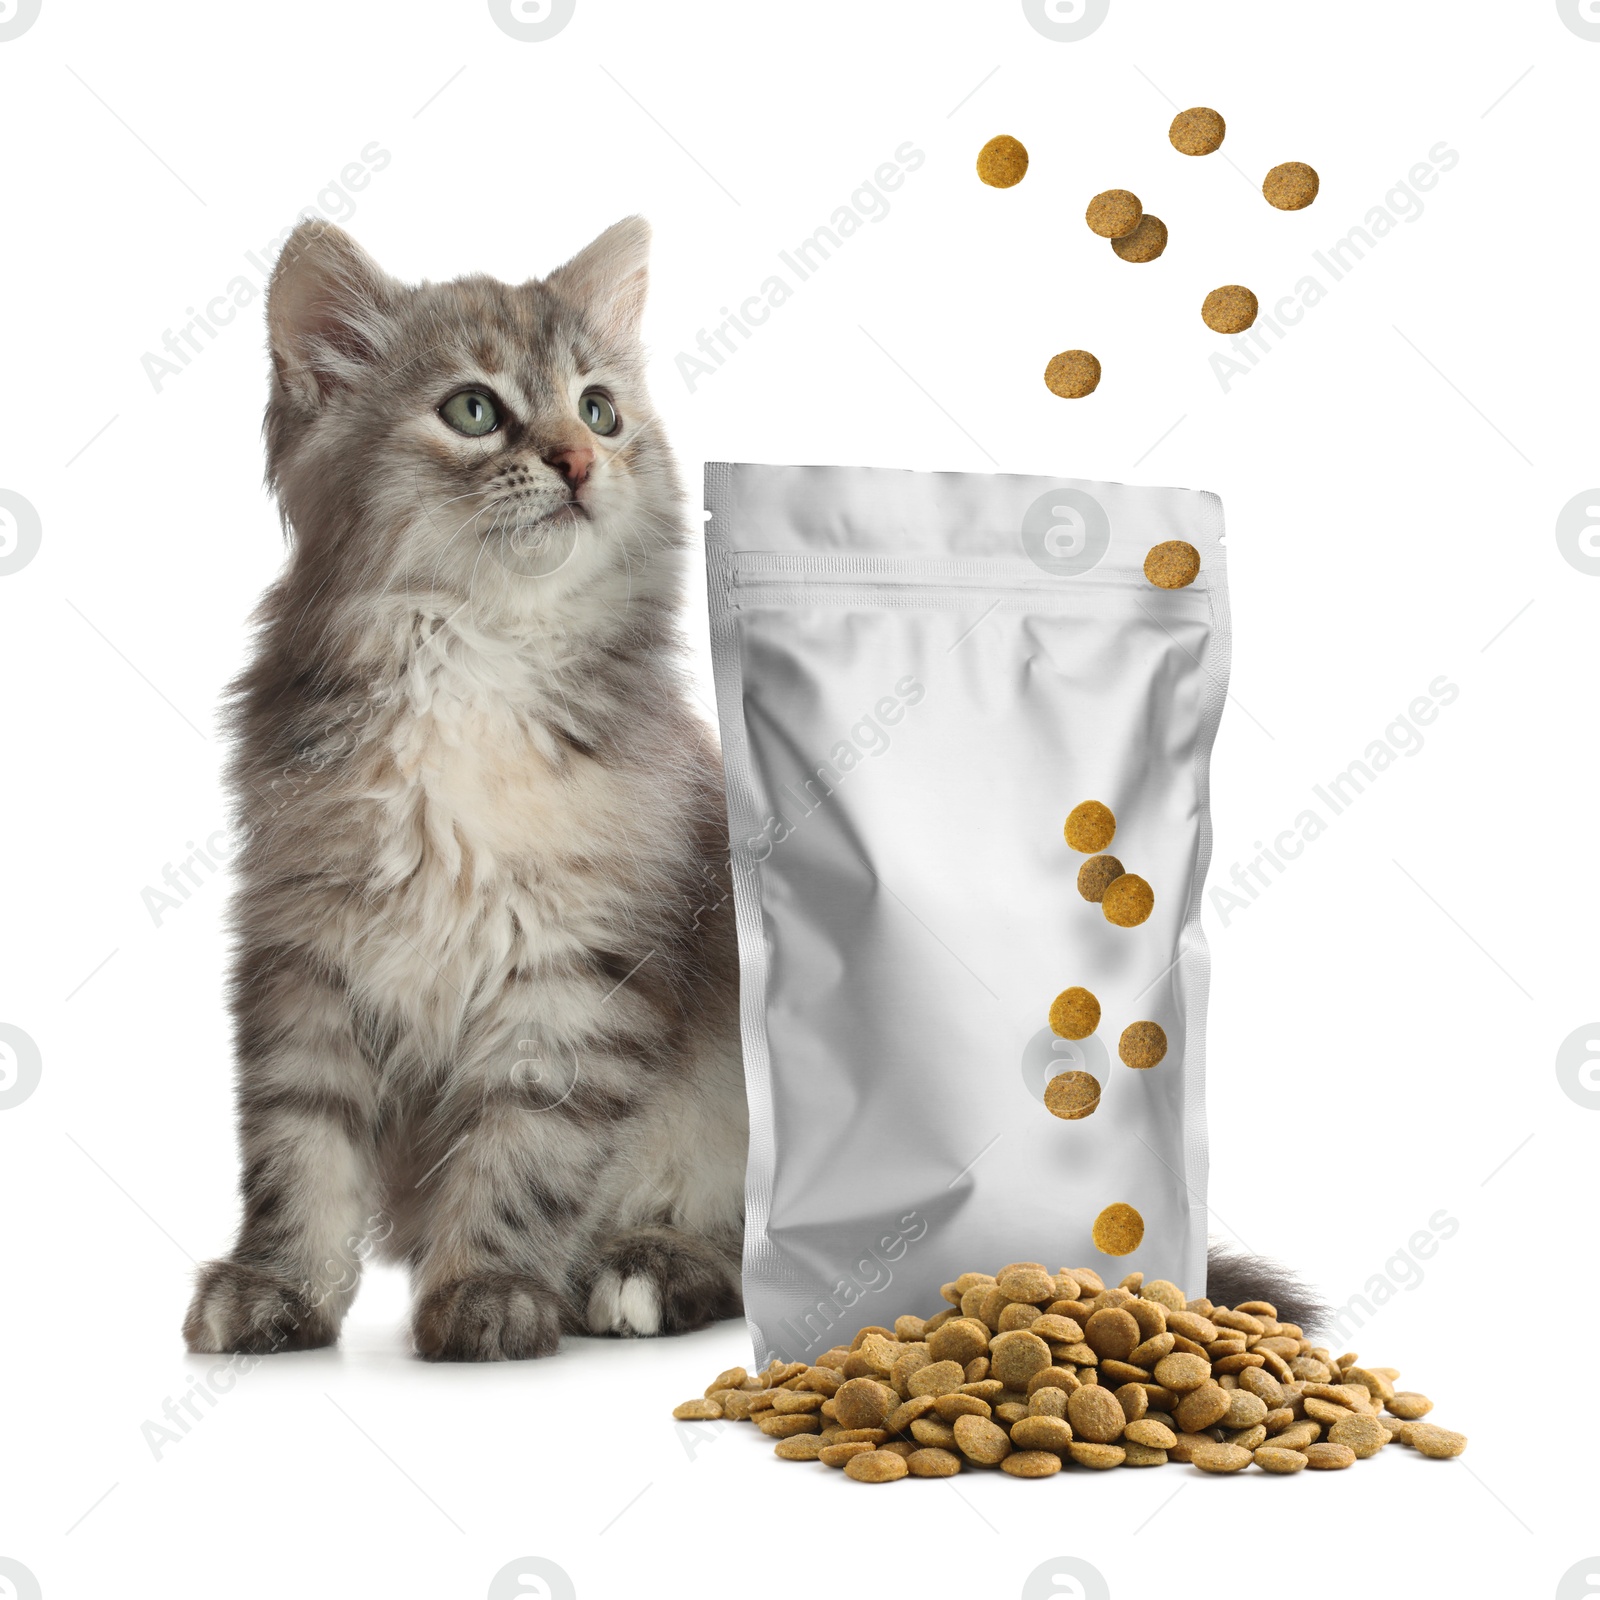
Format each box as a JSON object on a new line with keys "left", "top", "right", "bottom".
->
{"left": 584, "top": 1227, "right": 742, "bottom": 1337}
{"left": 413, "top": 1273, "right": 564, "bottom": 1361}
{"left": 183, "top": 1259, "right": 337, "bottom": 1354}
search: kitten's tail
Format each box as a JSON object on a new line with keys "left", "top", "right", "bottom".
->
{"left": 1204, "top": 1241, "right": 1327, "bottom": 1335}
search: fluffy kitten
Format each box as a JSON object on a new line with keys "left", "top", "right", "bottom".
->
{"left": 182, "top": 217, "right": 747, "bottom": 1360}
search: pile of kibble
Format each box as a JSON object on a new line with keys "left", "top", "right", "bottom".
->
{"left": 672, "top": 1264, "right": 1465, "bottom": 1482}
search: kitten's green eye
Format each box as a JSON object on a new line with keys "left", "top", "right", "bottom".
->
{"left": 579, "top": 389, "right": 619, "bottom": 437}
{"left": 440, "top": 390, "right": 499, "bottom": 436}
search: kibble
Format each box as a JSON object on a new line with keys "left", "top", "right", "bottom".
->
{"left": 976, "top": 135, "right": 1029, "bottom": 188}
{"left": 1086, "top": 189, "right": 1143, "bottom": 239}
{"left": 1102, "top": 874, "right": 1154, "bottom": 928}
{"left": 1077, "top": 854, "right": 1125, "bottom": 902}
{"left": 1169, "top": 107, "right": 1226, "bottom": 156}
{"left": 1044, "top": 350, "right": 1102, "bottom": 399}
{"left": 1049, "top": 986, "right": 1101, "bottom": 1040}
{"left": 1143, "top": 541, "right": 1202, "bottom": 590}
{"left": 1064, "top": 800, "right": 1117, "bottom": 853}
{"left": 1092, "top": 1202, "right": 1146, "bottom": 1256}
{"left": 1044, "top": 1071, "right": 1102, "bottom": 1120}
{"left": 674, "top": 1264, "right": 1467, "bottom": 1482}
{"left": 1202, "top": 285, "right": 1259, "bottom": 334}
{"left": 1112, "top": 214, "right": 1168, "bottom": 263}
{"left": 1263, "top": 161, "right": 1319, "bottom": 211}
{"left": 1118, "top": 1021, "right": 1168, "bottom": 1070}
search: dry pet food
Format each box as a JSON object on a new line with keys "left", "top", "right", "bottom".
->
{"left": 1101, "top": 873, "right": 1154, "bottom": 928}
{"left": 1091, "top": 1203, "right": 1145, "bottom": 1256}
{"left": 1049, "top": 985, "right": 1101, "bottom": 1039}
{"left": 1118, "top": 1021, "right": 1168, "bottom": 1070}
{"left": 1263, "top": 162, "right": 1319, "bottom": 211}
{"left": 1064, "top": 800, "right": 1117, "bottom": 853}
{"left": 1169, "top": 108, "right": 1226, "bottom": 156}
{"left": 1085, "top": 189, "right": 1143, "bottom": 239}
{"left": 1201, "top": 286, "right": 1259, "bottom": 334}
{"left": 1111, "top": 215, "right": 1168, "bottom": 263}
{"left": 1143, "top": 541, "right": 1202, "bottom": 590}
{"left": 1043, "top": 1071, "right": 1102, "bottom": 1120}
{"left": 706, "top": 463, "right": 1230, "bottom": 1364}
{"left": 1076, "top": 854, "right": 1124, "bottom": 902}
{"left": 674, "top": 1264, "right": 1467, "bottom": 1483}
{"left": 1044, "top": 350, "right": 1102, "bottom": 398}
{"left": 977, "top": 135, "right": 1030, "bottom": 189}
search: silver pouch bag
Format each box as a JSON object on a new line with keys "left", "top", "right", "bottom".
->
{"left": 706, "top": 462, "right": 1229, "bottom": 1364}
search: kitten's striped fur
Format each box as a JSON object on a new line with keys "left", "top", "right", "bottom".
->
{"left": 183, "top": 218, "right": 746, "bottom": 1360}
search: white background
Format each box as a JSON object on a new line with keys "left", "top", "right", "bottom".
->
{"left": 1, "top": 2, "right": 1595, "bottom": 1597}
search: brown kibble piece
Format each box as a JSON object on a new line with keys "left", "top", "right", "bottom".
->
{"left": 774, "top": 1434, "right": 825, "bottom": 1460}
{"left": 1011, "top": 1415, "right": 1074, "bottom": 1452}
{"left": 1112, "top": 214, "right": 1168, "bottom": 264}
{"left": 844, "top": 1449, "right": 909, "bottom": 1482}
{"left": 1064, "top": 800, "right": 1116, "bottom": 853}
{"left": 906, "top": 1360, "right": 967, "bottom": 1398}
{"left": 1221, "top": 1391, "right": 1268, "bottom": 1430}
{"left": 1304, "top": 1442, "right": 1357, "bottom": 1470}
{"left": 907, "top": 1446, "right": 962, "bottom": 1477}
{"left": 996, "top": 1264, "right": 1059, "bottom": 1303}
{"left": 1254, "top": 1445, "right": 1308, "bottom": 1474}
{"left": 1048, "top": 988, "right": 1100, "bottom": 1043}
{"left": 1407, "top": 1424, "right": 1467, "bottom": 1459}
{"left": 976, "top": 134, "right": 1029, "bottom": 189}
{"left": 1201, "top": 285, "right": 1259, "bottom": 334}
{"left": 1067, "top": 1441, "right": 1126, "bottom": 1469}
{"left": 1084, "top": 1307, "right": 1141, "bottom": 1362}
{"left": 833, "top": 1378, "right": 897, "bottom": 1429}
{"left": 932, "top": 1393, "right": 991, "bottom": 1421}
{"left": 819, "top": 1440, "right": 878, "bottom": 1467}
{"left": 1328, "top": 1413, "right": 1388, "bottom": 1459}
{"left": 1067, "top": 1385, "right": 1126, "bottom": 1443}
{"left": 1118, "top": 1021, "right": 1169, "bottom": 1070}
{"left": 1263, "top": 161, "right": 1319, "bottom": 211}
{"left": 1002, "top": 1449, "right": 1063, "bottom": 1478}
{"left": 909, "top": 1417, "right": 957, "bottom": 1448}
{"left": 1044, "top": 350, "right": 1102, "bottom": 400}
{"left": 1191, "top": 1442, "right": 1253, "bottom": 1473}
{"left": 1077, "top": 855, "right": 1125, "bottom": 903}
{"left": 989, "top": 1330, "right": 1053, "bottom": 1389}
{"left": 1101, "top": 876, "right": 1154, "bottom": 929}
{"left": 1086, "top": 189, "right": 1143, "bottom": 239}
{"left": 1386, "top": 1392, "right": 1434, "bottom": 1420}
{"left": 1143, "top": 542, "right": 1201, "bottom": 591}
{"left": 1092, "top": 1202, "right": 1145, "bottom": 1256}
{"left": 672, "top": 1398, "right": 723, "bottom": 1420}
{"left": 1169, "top": 107, "right": 1225, "bottom": 156}
{"left": 757, "top": 1413, "right": 821, "bottom": 1438}
{"left": 1175, "top": 1382, "right": 1231, "bottom": 1432}
{"left": 953, "top": 1414, "right": 1013, "bottom": 1464}
{"left": 1125, "top": 1418, "right": 1177, "bottom": 1449}
{"left": 927, "top": 1317, "right": 990, "bottom": 1367}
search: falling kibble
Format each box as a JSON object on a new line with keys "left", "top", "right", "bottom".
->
{"left": 1169, "top": 107, "right": 1226, "bottom": 156}
{"left": 1076, "top": 854, "right": 1124, "bottom": 902}
{"left": 976, "top": 134, "right": 1030, "bottom": 189}
{"left": 1102, "top": 873, "right": 1154, "bottom": 928}
{"left": 1263, "top": 162, "right": 1319, "bottom": 211}
{"left": 1201, "top": 285, "right": 1259, "bottom": 334}
{"left": 1111, "top": 214, "right": 1168, "bottom": 263}
{"left": 1043, "top": 350, "right": 1101, "bottom": 398}
{"left": 1092, "top": 1202, "right": 1145, "bottom": 1256}
{"left": 1143, "top": 540, "right": 1201, "bottom": 589}
{"left": 1118, "top": 1021, "right": 1168, "bottom": 1070}
{"left": 1085, "top": 189, "right": 1143, "bottom": 239}
{"left": 1049, "top": 986, "right": 1101, "bottom": 1040}
{"left": 1063, "top": 800, "right": 1116, "bottom": 853}
{"left": 1043, "top": 1070, "right": 1102, "bottom": 1120}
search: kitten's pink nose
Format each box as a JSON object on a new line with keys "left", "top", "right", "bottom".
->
{"left": 547, "top": 444, "right": 594, "bottom": 488}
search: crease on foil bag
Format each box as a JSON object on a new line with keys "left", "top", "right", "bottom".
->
{"left": 705, "top": 462, "right": 1230, "bottom": 1365}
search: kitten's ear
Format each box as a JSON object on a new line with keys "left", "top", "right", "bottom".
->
{"left": 267, "top": 220, "right": 397, "bottom": 411}
{"left": 545, "top": 216, "right": 651, "bottom": 344}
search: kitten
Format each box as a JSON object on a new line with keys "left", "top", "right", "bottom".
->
{"left": 182, "top": 217, "right": 747, "bottom": 1360}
